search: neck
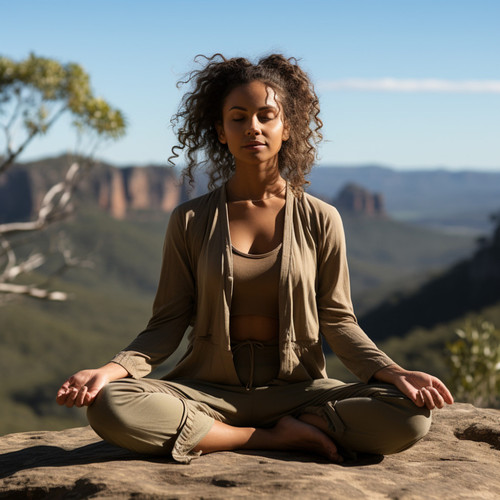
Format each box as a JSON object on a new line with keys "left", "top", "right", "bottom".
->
{"left": 228, "top": 163, "right": 285, "bottom": 201}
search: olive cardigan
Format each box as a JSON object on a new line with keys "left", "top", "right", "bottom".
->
{"left": 111, "top": 182, "right": 394, "bottom": 384}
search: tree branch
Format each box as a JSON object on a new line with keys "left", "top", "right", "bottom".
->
{"left": 5, "top": 90, "right": 25, "bottom": 140}
{"left": 0, "top": 126, "right": 38, "bottom": 174}
{"left": 0, "top": 161, "right": 89, "bottom": 301}
{"left": 0, "top": 104, "right": 68, "bottom": 175}
{"left": 0, "top": 282, "right": 68, "bottom": 301}
{"left": 0, "top": 162, "right": 81, "bottom": 236}
{"left": 0, "top": 237, "right": 17, "bottom": 277}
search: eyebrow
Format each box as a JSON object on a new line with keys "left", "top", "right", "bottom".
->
{"left": 228, "top": 105, "right": 278, "bottom": 111}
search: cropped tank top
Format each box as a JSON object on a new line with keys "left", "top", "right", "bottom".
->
{"left": 231, "top": 244, "right": 282, "bottom": 319}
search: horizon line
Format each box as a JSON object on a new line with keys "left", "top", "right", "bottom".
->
{"left": 318, "top": 78, "right": 500, "bottom": 94}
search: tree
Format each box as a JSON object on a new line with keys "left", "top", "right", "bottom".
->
{"left": 0, "top": 53, "right": 126, "bottom": 302}
{"left": 447, "top": 320, "right": 500, "bottom": 408}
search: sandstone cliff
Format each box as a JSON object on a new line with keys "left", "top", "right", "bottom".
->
{"left": 93, "top": 164, "right": 181, "bottom": 219}
{"left": 0, "top": 157, "right": 183, "bottom": 223}
{"left": 0, "top": 404, "right": 498, "bottom": 499}
{"left": 333, "top": 183, "right": 386, "bottom": 217}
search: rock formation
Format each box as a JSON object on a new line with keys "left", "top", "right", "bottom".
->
{"left": 334, "top": 183, "right": 386, "bottom": 217}
{"left": 0, "top": 157, "right": 183, "bottom": 223}
{"left": 0, "top": 404, "right": 498, "bottom": 499}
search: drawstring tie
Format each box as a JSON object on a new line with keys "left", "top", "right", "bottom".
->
{"left": 232, "top": 340, "right": 264, "bottom": 390}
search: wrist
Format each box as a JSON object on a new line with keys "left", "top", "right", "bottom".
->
{"left": 100, "top": 362, "right": 130, "bottom": 381}
{"left": 373, "top": 363, "right": 406, "bottom": 383}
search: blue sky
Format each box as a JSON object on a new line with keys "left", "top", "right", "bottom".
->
{"left": 2, "top": 0, "right": 499, "bottom": 170}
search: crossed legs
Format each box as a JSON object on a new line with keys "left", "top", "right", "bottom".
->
{"left": 87, "top": 378, "right": 431, "bottom": 463}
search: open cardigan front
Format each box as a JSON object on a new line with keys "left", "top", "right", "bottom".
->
{"left": 112, "top": 182, "right": 393, "bottom": 384}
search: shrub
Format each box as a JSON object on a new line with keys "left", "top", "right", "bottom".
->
{"left": 446, "top": 320, "right": 500, "bottom": 408}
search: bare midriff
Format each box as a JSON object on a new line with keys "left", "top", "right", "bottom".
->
{"left": 230, "top": 315, "right": 279, "bottom": 342}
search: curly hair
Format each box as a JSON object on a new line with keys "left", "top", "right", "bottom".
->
{"left": 169, "top": 54, "right": 323, "bottom": 196}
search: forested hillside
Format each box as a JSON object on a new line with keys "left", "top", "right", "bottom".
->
{"left": 2, "top": 156, "right": 498, "bottom": 434}
{"left": 359, "top": 214, "right": 500, "bottom": 340}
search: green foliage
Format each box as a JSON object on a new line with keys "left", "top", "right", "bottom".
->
{"left": 446, "top": 320, "right": 500, "bottom": 408}
{"left": 0, "top": 53, "right": 126, "bottom": 171}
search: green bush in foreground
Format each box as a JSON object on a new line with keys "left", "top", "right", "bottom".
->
{"left": 447, "top": 320, "right": 500, "bottom": 408}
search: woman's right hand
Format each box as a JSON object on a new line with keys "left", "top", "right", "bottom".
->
{"left": 56, "top": 362, "right": 129, "bottom": 408}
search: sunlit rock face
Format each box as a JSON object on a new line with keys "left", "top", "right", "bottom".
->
{"left": 97, "top": 166, "right": 180, "bottom": 219}
{"left": 334, "top": 183, "right": 386, "bottom": 217}
{"left": 0, "top": 404, "right": 499, "bottom": 499}
{"left": 0, "top": 158, "right": 183, "bottom": 221}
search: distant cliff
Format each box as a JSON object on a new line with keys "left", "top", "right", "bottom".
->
{"left": 0, "top": 156, "right": 186, "bottom": 222}
{"left": 333, "top": 183, "right": 386, "bottom": 217}
{"left": 308, "top": 165, "right": 500, "bottom": 232}
{"left": 0, "top": 156, "right": 386, "bottom": 222}
{"left": 91, "top": 164, "right": 182, "bottom": 219}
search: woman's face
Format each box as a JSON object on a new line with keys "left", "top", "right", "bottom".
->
{"left": 216, "top": 80, "right": 289, "bottom": 169}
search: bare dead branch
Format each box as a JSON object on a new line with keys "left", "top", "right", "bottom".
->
{"left": 3, "top": 253, "right": 45, "bottom": 281}
{"left": 0, "top": 237, "right": 16, "bottom": 277}
{"left": 0, "top": 282, "right": 68, "bottom": 300}
{"left": 0, "top": 162, "right": 81, "bottom": 236}
{"left": 0, "top": 161, "right": 93, "bottom": 302}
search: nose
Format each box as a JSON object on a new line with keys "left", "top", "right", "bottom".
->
{"left": 245, "top": 116, "right": 261, "bottom": 136}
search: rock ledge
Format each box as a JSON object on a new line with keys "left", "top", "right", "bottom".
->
{"left": 0, "top": 403, "right": 499, "bottom": 499}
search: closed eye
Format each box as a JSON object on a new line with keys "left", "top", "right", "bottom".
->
{"left": 259, "top": 112, "right": 277, "bottom": 122}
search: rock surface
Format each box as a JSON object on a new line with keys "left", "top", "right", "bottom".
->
{"left": 0, "top": 403, "right": 498, "bottom": 499}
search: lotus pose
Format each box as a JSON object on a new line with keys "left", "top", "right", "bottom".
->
{"left": 57, "top": 54, "right": 453, "bottom": 463}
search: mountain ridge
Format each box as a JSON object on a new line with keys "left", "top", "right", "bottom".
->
{"left": 1, "top": 156, "right": 386, "bottom": 222}
{"left": 2, "top": 155, "right": 499, "bottom": 230}
{"left": 308, "top": 164, "right": 500, "bottom": 231}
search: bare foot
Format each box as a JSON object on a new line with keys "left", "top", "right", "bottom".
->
{"left": 272, "top": 415, "right": 343, "bottom": 462}
{"left": 298, "top": 412, "right": 331, "bottom": 434}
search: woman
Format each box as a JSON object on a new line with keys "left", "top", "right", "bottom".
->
{"left": 57, "top": 54, "right": 453, "bottom": 464}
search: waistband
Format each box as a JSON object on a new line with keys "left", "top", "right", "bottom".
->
{"left": 231, "top": 339, "right": 279, "bottom": 390}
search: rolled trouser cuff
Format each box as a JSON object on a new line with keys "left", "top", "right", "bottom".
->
{"left": 171, "top": 401, "right": 215, "bottom": 463}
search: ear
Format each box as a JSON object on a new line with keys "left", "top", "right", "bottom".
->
{"left": 282, "top": 121, "right": 290, "bottom": 142}
{"left": 215, "top": 122, "right": 227, "bottom": 144}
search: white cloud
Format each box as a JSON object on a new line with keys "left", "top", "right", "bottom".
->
{"left": 318, "top": 78, "right": 500, "bottom": 93}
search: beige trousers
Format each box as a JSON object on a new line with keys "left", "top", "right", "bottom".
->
{"left": 87, "top": 342, "right": 431, "bottom": 463}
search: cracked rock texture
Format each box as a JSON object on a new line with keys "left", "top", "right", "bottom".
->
{"left": 0, "top": 403, "right": 498, "bottom": 499}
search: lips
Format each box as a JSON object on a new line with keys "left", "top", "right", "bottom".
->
{"left": 243, "top": 141, "right": 266, "bottom": 148}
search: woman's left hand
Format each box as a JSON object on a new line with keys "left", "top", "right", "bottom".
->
{"left": 374, "top": 364, "right": 454, "bottom": 410}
